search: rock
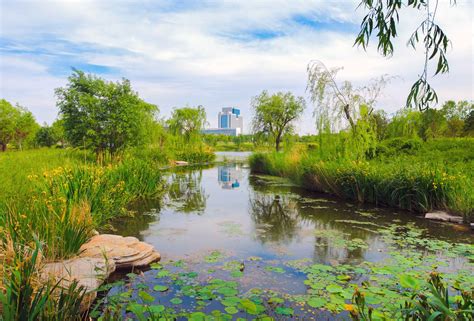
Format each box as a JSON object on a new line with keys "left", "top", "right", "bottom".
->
{"left": 79, "top": 234, "right": 161, "bottom": 269}
{"left": 42, "top": 256, "right": 115, "bottom": 311}
{"left": 39, "top": 234, "right": 161, "bottom": 312}
{"left": 425, "top": 211, "right": 463, "bottom": 224}
{"left": 174, "top": 160, "right": 189, "bottom": 166}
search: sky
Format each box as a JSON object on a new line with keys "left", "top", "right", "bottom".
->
{"left": 1, "top": 0, "right": 473, "bottom": 134}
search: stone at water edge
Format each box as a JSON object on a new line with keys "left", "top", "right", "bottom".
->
{"left": 39, "top": 234, "right": 161, "bottom": 312}
{"left": 78, "top": 234, "right": 161, "bottom": 269}
{"left": 425, "top": 211, "right": 463, "bottom": 224}
{"left": 42, "top": 256, "right": 116, "bottom": 311}
{"left": 174, "top": 160, "right": 189, "bottom": 166}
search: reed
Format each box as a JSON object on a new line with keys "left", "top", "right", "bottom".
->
{"left": 250, "top": 138, "right": 474, "bottom": 220}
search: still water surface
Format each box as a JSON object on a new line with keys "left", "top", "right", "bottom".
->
{"left": 113, "top": 162, "right": 471, "bottom": 263}
{"left": 106, "top": 156, "right": 473, "bottom": 319}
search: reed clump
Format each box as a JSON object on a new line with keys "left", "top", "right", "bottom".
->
{"left": 250, "top": 138, "right": 474, "bottom": 220}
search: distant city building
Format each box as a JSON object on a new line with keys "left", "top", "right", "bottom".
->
{"left": 202, "top": 107, "right": 243, "bottom": 136}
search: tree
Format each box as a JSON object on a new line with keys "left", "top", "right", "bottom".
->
{"left": 386, "top": 109, "right": 422, "bottom": 138}
{"left": 418, "top": 108, "right": 447, "bottom": 140}
{"left": 251, "top": 91, "right": 305, "bottom": 151}
{"left": 35, "top": 125, "right": 56, "bottom": 147}
{"left": 0, "top": 99, "right": 18, "bottom": 151}
{"left": 0, "top": 99, "right": 38, "bottom": 151}
{"left": 55, "top": 70, "right": 158, "bottom": 155}
{"left": 51, "top": 118, "right": 67, "bottom": 146}
{"left": 14, "top": 106, "right": 39, "bottom": 150}
{"left": 167, "top": 106, "right": 207, "bottom": 141}
{"left": 355, "top": 0, "right": 455, "bottom": 111}
{"left": 463, "top": 110, "right": 474, "bottom": 137}
{"left": 307, "top": 61, "right": 389, "bottom": 133}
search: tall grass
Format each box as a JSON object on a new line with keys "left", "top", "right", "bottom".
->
{"left": 0, "top": 239, "right": 87, "bottom": 321}
{"left": 1, "top": 158, "right": 164, "bottom": 260}
{"left": 250, "top": 138, "right": 474, "bottom": 220}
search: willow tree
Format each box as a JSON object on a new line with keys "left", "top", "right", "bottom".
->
{"left": 167, "top": 106, "right": 207, "bottom": 142}
{"left": 307, "top": 61, "right": 390, "bottom": 158}
{"left": 355, "top": 0, "right": 456, "bottom": 111}
{"left": 251, "top": 91, "right": 305, "bottom": 152}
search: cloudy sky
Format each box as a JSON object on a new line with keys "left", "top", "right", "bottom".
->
{"left": 1, "top": 0, "right": 472, "bottom": 134}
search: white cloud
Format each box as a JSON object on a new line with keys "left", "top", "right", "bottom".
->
{"left": 0, "top": 0, "right": 472, "bottom": 133}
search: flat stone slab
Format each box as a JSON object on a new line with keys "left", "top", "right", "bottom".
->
{"left": 42, "top": 256, "right": 116, "bottom": 311}
{"left": 79, "top": 234, "right": 161, "bottom": 269}
{"left": 40, "top": 234, "right": 161, "bottom": 312}
{"left": 174, "top": 160, "right": 189, "bottom": 166}
{"left": 425, "top": 211, "right": 463, "bottom": 224}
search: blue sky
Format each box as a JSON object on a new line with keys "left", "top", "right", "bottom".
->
{"left": 0, "top": 0, "right": 472, "bottom": 133}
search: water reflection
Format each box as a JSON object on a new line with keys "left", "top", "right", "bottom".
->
{"left": 166, "top": 170, "right": 208, "bottom": 214}
{"left": 218, "top": 165, "right": 241, "bottom": 189}
{"left": 249, "top": 193, "right": 300, "bottom": 243}
{"left": 110, "top": 162, "right": 473, "bottom": 262}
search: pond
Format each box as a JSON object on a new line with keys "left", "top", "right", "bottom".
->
{"left": 100, "top": 155, "right": 474, "bottom": 320}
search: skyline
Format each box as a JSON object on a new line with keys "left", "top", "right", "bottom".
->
{"left": 1, "top": 0, "right": 472, "bottom": 134}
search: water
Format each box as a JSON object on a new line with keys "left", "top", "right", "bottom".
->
{"left": 112, "top": 163, "right": 472, "bottom": 261}
{"left": 105, "top": 157, "right": 473, "bottom": 319}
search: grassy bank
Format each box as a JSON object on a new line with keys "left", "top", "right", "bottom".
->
{"left": 0, "top": 146, "right": 214, "bottom": 319}
{"left": 249, "top": 138, "right": 474, "bottom": 221}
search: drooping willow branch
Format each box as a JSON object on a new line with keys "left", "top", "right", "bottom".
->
{"left": 355, "top": 0, "right": 456, "bottom": 111}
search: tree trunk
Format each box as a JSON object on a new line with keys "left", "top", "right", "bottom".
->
{"left": 343, "top": 104, "right": 356, "bottom": 131}
{"left": 0, "top": 143, "right": 6, "bottom": 152}
{"left": 275, "top": 135, "right": 281, "bottom": 152}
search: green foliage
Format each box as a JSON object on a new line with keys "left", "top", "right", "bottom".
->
{"left": 250, "top": 138, "right": 474, "bottom": 220}
{"left": 307, "top": 62, "right": 390, "bottom": 158}
{"left": 203, "top": 134, "right": 255, "bottom": 151}
{"left": 0, "top": 240, "right": 87, "bottom": 321}
{"left": 0, "top": 99, "right": 39, "bottom": 151}
{"left": 0, "top": 149, "right": 164, "bottom": 260}
{"left": 167, "top": 106, "right": 207, "bottom": 142}
{"left": 55, "top": 69, "right": 158, "bottom": 155}
{"left": 401, "top": 272, "right": 473, "bottom": 320}
{"left": 35, "top": 119, "right": 67, "bottom": 148}
{"left": 355, "top": 0, "right": 455, "bottom": 110}
{"left": 348, "top": 272, "right": 473, "bottom": 321}
{"left": 251, "top": 90, "right": 305, "bottom": 151}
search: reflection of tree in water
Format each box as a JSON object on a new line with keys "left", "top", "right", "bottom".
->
{"left": 296, "top": 203, "right": 378, "bottom": 264}
{"left": 250, "top": 192, "right": 300, "bottom": 243}
{"left": 107, "top": 198, "right": 163, "bottom": 240}
{"left": 166, "top": 170, "right": 208, "bottom": 214}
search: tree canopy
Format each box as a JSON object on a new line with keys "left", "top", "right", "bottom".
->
{"left": 55, "top": 70, "right": 158, "bottom": 155}
{"left": 167, "top": 106, "right": 207, "bottom": 141}
{"left": 0, "top": 99, "right": 38, "bottom": 151}
{"left": 251, "top": 91, "right": 305, "bottom": 151}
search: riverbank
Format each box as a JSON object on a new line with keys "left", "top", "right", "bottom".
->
{"left": 0, "top": 146, "right": 214, "bottom": 319}
{"left": 249, "top": 138, "right": 474, "bottom": 222}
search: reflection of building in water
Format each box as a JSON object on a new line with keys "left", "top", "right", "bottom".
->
{"left": 218, "top": 165, "right": 242, "bottom": 189}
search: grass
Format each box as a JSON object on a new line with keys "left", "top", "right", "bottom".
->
{"left": 0, "top": 145, "right": 214, "bottom": 260}
{"left": 249, "top": 138, "right": 474, "bottom": 221}
{"left": 0, "top": 143, "right": 215, "bottom": 320}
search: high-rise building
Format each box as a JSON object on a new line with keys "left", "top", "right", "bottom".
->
{"left": 202, "top": 107, "right": 243, "bottom": 136}
{"left": 218, "top": 107, "right": 243, "bottom": 135}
